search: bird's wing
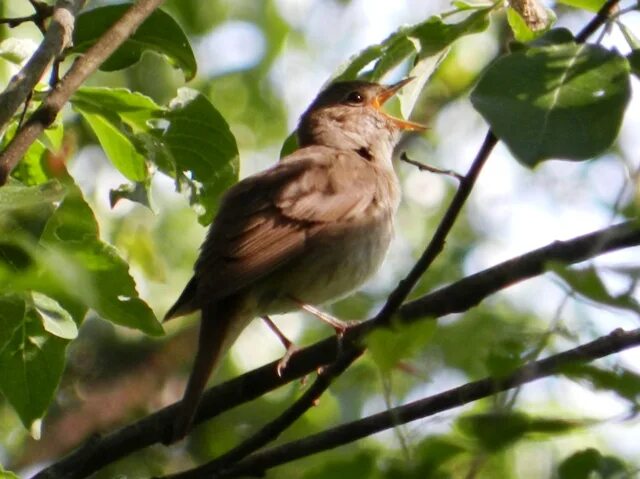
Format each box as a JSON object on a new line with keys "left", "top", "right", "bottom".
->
{"left": 184, "top": 147, "right": 377, "bottom": 306}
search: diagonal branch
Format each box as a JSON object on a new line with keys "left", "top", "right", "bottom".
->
{"left": 215, "top": 327, "right": 640, "bottom": 478}
{"left": 0, "top": 0, "right": 165, "bottom": 185}
{"left": 0, "top": 0, "right": 83, "bottom": 135}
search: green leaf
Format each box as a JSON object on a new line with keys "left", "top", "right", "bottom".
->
{"left": 71, "top": 3, "right": 197, "bottom": 80}
{"left": 32, "top": 292, "right": 78, "bottom": 340}
{"left": 39, "top": 182, "right": 162, "bottom": 336}
{"left": 549, "top": 263, "right": 640, "bottom": 314}
{"left": 459, "top": 412, "right": 582, "bottom": 452}
{"left": 156, "top": 88, "right": 239, "bottom": 225}
{"left": 0, "top": 296, "right": 68, "bottom": 431}
{"left": 471, "top": 41, "right": 631, "bottom": 166}
{"left": 366, "top": 319, "right": 436, "bottom": 374}
{"left": 506, "top": 7, "right": 538, "bottom": 42}
{"left": 558, "top": 448, "right": 628, "bottom": 479}
{"left": 73, "top": 87, "right": 161, "bottom": 132}
{"left": 75, "top": 109, "right": 148, "bottom": 181}
{"left": 333, "top": 7, "right": 492, "bottom": 81}
{"left": 628, "top": 50, "right": 640, "bottom": 78}
{"left": 0, "top": 464, "right": 21, "bottom": 479}
{"left": 560, "top": 363, "right": 640, "bottom": 403}
{"left": 556, "top": 0, "right": 606, "bottom": 12}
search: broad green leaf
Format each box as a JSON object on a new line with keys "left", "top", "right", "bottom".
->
{"left": 471, "top": 41, "right": 631, "bottom": 166}
{"left": 73, "top": 87, "right": 161, "bottom": 132}
{"left": 366, "top": 320, "right": 436, "bottom": 374}
{"left": 459, "top": 412, "right": 582, "bottom": 452}
{"left": 75, "top": 109, "right": 148, "bottom": 182}
{"left": 558, "top": 448, "right": 628, "bottom": 479}
{"left": 39, "top": 182, "right": 162, "bottom": 336}
{"left": 549, "top": 263, "right": 640, "bottom": 314}
{"left": 451, "top": 1, "right": 494, "bottom": 11}
{"left": 0, "top": 296, "right": 68, "bottom": 430}
{"left": 560, "top": 363, "right": 640, "bottom": 403}
{"left": 32, "top": 292, "right": 78, "bottom": 340}
{"left": 157, "top": 88, "right": 239, "bottom": 225}
{"left": 71, "top": 4, "right": 197, "bottom": 80}
{"left": 333, "top": 7, "right": 492, "bottom": 81}
{"left": 556, "top": 0, "right": 606, "bottom": 12}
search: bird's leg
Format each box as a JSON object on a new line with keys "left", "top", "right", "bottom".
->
{"left": 288, "top": 297, "right": 353, "bottom": 335}
{"left": 261, "top": 316, "right": 299, "bottom": 377}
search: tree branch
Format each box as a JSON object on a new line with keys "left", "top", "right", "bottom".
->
{"left": 0, "top": 0, "right": 82, "bottom": 136}
{"left": 32, "top": 220, "right": 640, "bottom": 479}
{"left": 0, "top": 0, "right": 165, "bottom": 185}
{"left": 214, "top": 328, "right": 640, "bottom": 478}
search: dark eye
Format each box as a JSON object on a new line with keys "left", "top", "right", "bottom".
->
{"left": 345, "top": 91, "right": 364, "bottom": 104}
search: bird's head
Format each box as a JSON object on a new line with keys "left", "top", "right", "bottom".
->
{"left": 297, "top": 79, "right": 426, "bottom": 162}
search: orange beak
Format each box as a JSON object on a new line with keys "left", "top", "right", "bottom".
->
{"left": 373, "top": 77, "right": 426, "bottom": 132}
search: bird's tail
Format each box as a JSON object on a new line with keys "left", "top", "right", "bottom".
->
{"left": 171, "top": 299, "right": 243, "bottom": 441}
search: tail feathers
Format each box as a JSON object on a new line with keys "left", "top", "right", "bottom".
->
{"left": 171, "top": 301, "right": 238, "bottom": 441}
{"left": 164, "top": 276, "right": 199, "bottom": 322}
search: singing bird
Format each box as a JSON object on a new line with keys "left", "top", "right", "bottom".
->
{"left": 164, "top": 78, "right": 425, "bottom": 439}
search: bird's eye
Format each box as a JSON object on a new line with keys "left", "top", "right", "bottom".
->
{"left": 345, "top": 91, "right": 364, "bottom": 104}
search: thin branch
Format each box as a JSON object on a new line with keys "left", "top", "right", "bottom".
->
{"left": 575, "top": 0, "right": 620, "bottom": 43}
{"left": 400, "top": 152, "right": 464, "bottom": 181}
{"left": 0, "top": 0, "right": 165, "bottom": 186}
{"left": 0, "top": 0, "right": 82, "bottom": 137}
{"left": 373, "top": 131, "right": 497, "bottom": 327}
{"left": 31, "top": 225, "right": 640, "bottom": 479}
{"left": 216, "top": 328, "right": 640, "bottom": 478}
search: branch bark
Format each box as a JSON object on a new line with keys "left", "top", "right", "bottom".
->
{"left": 211, "top": 328, "right": 640, "bottom": 478}
{"left": 32, "top": 220, "right": 640, "bottom": 479}
{"left": 0, "top": 0, "right": 83, "bottom": 135}
{"left": 0, "top": 0, "right": 165, "bottom": 185}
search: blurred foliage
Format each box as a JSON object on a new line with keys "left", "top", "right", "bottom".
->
{"left": 0, "top": 0, "right": 639, "bottom": 478}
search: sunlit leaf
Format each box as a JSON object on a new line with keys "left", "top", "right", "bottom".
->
{"left": 333, "top": 7, "right": 492, "bottom": 81}
{"left": 471, "top": 40, "right": 631, "bottom": 166}
{"left": 156, "top": 88, "right": 239, "bottom": 225}
{"left": 556, "top": 0, "right": 606, "bottom": 12}
{"left": 71, "top": 3, "right": 197, "bottom": 80}
{"left": 40, "top": 182, "right": 162, "bottom": 335}
{"left": 32, "top": 292, "right": 78, "bottom": 340}
{"left": 75, "top": 109, "right": 148, "bottom": 181}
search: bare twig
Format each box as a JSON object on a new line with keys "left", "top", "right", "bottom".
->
{"left": 31, "top": 220, "right": 640, "bottom": 479}
{"left": 215, "top": 328, "right": 640, "bottom": 478}
{"left": 0, "top": 0, "right": 165, "bottom": 185}
{"left": 0, "top": 0, "right": 81, "bottom": 136}
{"left": 400, "top": 152, "right": 464, "bottom": 181}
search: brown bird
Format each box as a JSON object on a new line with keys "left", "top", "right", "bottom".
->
{"left": 164, "top": 78, "right": 425, "bottom": 440}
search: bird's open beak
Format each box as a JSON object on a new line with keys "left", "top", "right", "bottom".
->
{"left": 373, "top": 78, "right": 426, "bottom": 132}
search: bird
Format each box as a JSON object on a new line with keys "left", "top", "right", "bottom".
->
{"left": 164, "top": 77, "right": 425, "bottom": 440}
